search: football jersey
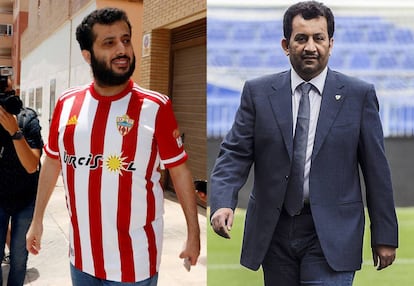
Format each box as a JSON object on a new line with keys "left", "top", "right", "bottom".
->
{"left": 44, "top": 80, "right": 187, "bottom": 282}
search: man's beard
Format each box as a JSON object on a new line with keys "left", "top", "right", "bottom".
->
{"left": 90, "top": 51, "right": 136, "bottom": 87}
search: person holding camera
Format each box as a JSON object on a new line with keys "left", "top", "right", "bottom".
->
{"left": 0, "top": 74, "right": 43, "bottom": 286}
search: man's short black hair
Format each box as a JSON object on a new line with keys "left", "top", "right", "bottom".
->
{"left": 76, "top": 7, "right": 132, "bottom": 52}
{"left": 283, "top": 1, "right": 335, "bottom": 41}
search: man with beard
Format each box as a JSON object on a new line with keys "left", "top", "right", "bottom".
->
{"left": 26, "top": 8, "right": 200, "bottom": 286}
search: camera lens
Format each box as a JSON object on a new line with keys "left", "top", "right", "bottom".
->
{"left": 0, "top": 94, "right": 22, "bottom": 115}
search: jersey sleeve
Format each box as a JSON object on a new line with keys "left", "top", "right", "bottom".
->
{"left": 154, "top": 99, "right": 188, "bottom": 168}
{"left": 43, "top": 99, "right": 63, "bottom": 159}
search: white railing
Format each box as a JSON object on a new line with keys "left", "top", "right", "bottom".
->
{"left": 207, "top": 96, "right": 240, "bottom": 138}
{"left": 380, "top": 93, "right": 414, "bottom": 137}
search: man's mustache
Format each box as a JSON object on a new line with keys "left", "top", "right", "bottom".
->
{"left": 112, "top": 55, "right": 131, "bottom": 61}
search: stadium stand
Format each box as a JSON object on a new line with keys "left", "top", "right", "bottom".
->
{"left": 207, "top": 12, "right": 414, "bottom": 138}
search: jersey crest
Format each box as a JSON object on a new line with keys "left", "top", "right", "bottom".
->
{"left": 116, "top": 114, "right": 134, "bottom": 136}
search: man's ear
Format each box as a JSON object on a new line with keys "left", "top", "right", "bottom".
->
{"left": 281, "top": 38, "right": 289, "bottom": 56}
{"left": 81, "top": 50, "right": 91, "bottom": 65}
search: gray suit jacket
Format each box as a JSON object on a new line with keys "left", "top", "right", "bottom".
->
{"left": 210, "top": 69, "right": 398, "bottom": 271}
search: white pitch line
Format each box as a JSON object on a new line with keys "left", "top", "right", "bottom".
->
{"left": 363, "top": 258, "right": 414, "bottom": 265}
{"left": 209, "top": 259, "right": 414, "bottom": 270}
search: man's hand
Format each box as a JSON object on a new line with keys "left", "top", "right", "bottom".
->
{"left": 0, "top": 106, "right": 18, "bottom": 135}
{"left": 210, "top": 208, "right": 234, "bottom": 239}
{"left": 179, "top": 237, "right": 201, "bottom": 270}
{"left": 26, "top": 221, "right": 43, "bottom": 255}
{"left": 372, "top": 245, "right": 396, "bottom": 270}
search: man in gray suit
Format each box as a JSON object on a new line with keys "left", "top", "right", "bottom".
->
{"left": 209, "top": 1, "right": 398, "bottom": 285}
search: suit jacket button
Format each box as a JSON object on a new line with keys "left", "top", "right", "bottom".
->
{"left": 285, "top": 175, "right": 289, "bottom": 181}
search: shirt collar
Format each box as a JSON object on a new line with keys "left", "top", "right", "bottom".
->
{"left": 290, "top": 66, "right": 328, "bottom": 95}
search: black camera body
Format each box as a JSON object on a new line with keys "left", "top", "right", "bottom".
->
{"left": 0, "top": 66, "right": 22, "bottom": 115}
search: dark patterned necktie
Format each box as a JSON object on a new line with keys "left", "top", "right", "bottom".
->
{"left": 284, "top": 83, "right": 311, "bottom": 216}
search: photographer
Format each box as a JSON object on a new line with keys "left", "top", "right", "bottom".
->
{"left": 0, "top": 70, "right": 43, "bottom": 286}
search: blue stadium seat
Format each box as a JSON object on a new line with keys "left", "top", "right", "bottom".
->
{"left": 208, "top": 22, "right": 231, "bottom": 43}
{"left": 232, "top": 23, "right": 258, "bottom": 42}
{"left": 400, "top": 53, "right": 414, "bottom": 70}
{"left": 239, "top": 53, "right": 263, "bottom": 67}
{"left": 329, "top": 54, "right": 345, "bottom": 69}
{"left": 367, "top": 28, "right": 389, "bottom": 43}
{"left": 393, "top": 28, "right": 414, "bottom": 43}
{"left": 208, "top": 52, "right": 233, "bottom": 67}
{"left": 376, "top": 54, "right": 398, "bottom": 69}
{"left": 338, "top": 29, "right": 365, "bottom": 43}
{"left": 264, "top": 53, "right": 289, "bottom": 68}
{"left": 259, "top": 21, "right": 283, "bottom": 42}
{"left": 349, "top": 52, "right": 373, "bottom": 69}
{"left": 336, "top": 16, "right": 382, "bottom": 30}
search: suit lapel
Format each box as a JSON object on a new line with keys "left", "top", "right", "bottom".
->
{"left": 312, "top": 70, "right": 345, "bottom": 159}
{"left": 268, "top": 72, "right": 294, "bottom": 160}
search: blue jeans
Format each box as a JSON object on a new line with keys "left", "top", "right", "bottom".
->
{"left": 0, "top": 201, "right": 35, "bottom": 286}
{"left": 70, "top": 264, "right": 158, "bottom": 286}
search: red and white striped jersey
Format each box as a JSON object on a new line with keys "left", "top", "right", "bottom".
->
{"left": 44, "top": 80, "right": 187, "bottom": 282}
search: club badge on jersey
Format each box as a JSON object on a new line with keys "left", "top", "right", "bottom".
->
{"left": 117, "top": 114, "right": 134, "bottom": 136}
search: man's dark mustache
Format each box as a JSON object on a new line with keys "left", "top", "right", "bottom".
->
{"left": 112, "top": 56, "right": 130, "bottom": 61}
{"left": 302, "top": 54, "right": 318, "bottom": 59}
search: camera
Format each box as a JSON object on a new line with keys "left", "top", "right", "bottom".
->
{"left": 0, "top": 66, "right": 22, "bottom": 115}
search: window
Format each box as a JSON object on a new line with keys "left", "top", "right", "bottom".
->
{"left": 28, "top": 89, "right": 34, "bottom": 109}
{"left": 0, "top": 24, "right": 13, "bottom": 36}
{"left": 49, "top": 79, "right": 56, "bottom": 122}
{"left": 20, "top": 91, "right": 26, "bottom": 106}
{"left": 35, "top": 87, "right": 42, "bottom": 116}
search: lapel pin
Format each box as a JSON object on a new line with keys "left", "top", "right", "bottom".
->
{"left": 335, "top": 95, "right": 341, "bottom": 101}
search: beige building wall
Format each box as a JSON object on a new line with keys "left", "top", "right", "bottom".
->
{"left": 140, "top": 0, "right": 206, "bottom": 92}
{"left": 11, "top": 0, "right": 29, "bottom": 93}
{"left": 0, "top": 11, "right": 13, "bottom": 66}
{"left": 139, "top": 0, "right": 207, "bottom": 183}
{"left": 20, "top": 0, "right": 71, "bottom": 58}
